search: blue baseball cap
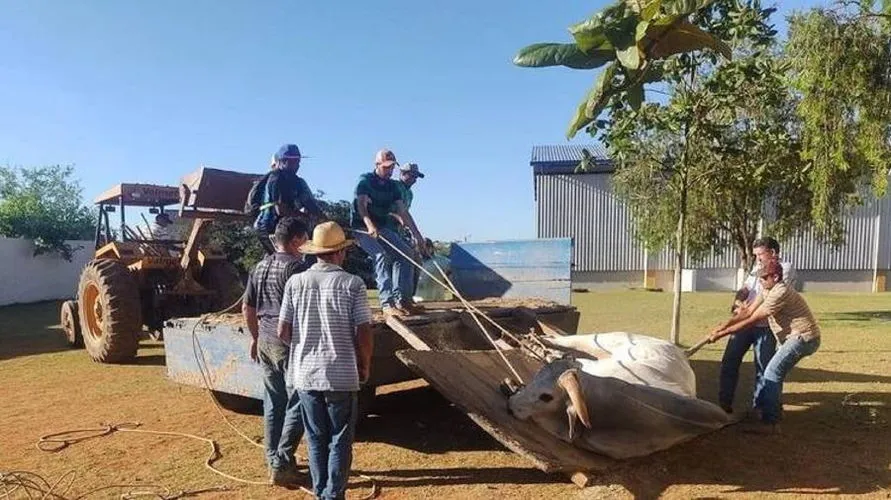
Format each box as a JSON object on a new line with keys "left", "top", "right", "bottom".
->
{"left": 274, "top": 144, "right": 302, "bottom": 161}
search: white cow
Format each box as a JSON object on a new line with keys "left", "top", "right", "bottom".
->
{"left": 507, "top": 332, "right": 728, "bottom": 459}
{"left": 542, "top": 332, "right": 697, "bottom": 398}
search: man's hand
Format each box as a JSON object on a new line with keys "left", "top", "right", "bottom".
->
{"left": 365, "top": 220, "right": 379, "bottom": 239}
{"left": 249, "top": 338, "right": 259, "bottom": 363}
{"left": 708, "top": 329, "right": 726, "bottom": 343}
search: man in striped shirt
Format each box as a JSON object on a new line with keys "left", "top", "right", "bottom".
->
{"left": 242, "top": 216, "right": 310, "bottom": 486}
{"left": 708, "top": 259, "right": 821, "bottom": 434}
{"left": 278, "top": 221, "right": 374, "bottom": 499}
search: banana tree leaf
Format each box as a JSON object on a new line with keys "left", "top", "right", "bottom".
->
{"left": 569, "top": 15, "right": 612, "bottom": 52}
{"left": 646, "top": 19, "right": 731, "bottom": 60}
{"left": 617, "top": 44, "right": 642, "bottom": 70}
{"left": 660, "top": 0, "right": 717, "bottom": 16}
{"left": 513, "top": 43, "right": 613, "bottom": 69}
{"left": 567, "top": 63, "right": 619, "bottom": 138}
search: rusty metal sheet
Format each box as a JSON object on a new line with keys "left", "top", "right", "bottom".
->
{"left": 163, "top": 318, "right": 263, "bottom": 399}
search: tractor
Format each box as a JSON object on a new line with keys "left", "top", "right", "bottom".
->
{"left": 60, "top": 167, "right": 261, "bottom": 363}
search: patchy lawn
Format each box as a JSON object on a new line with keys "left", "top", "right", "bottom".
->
{"left": 0, "top": 292, "right": 889, "bottom": 499}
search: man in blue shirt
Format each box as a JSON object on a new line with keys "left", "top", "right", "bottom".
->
{"left": 254, "top": 144, "right": 326, "bottom": 254}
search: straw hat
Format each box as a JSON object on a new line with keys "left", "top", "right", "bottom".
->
{"left": 299, "top": 221, "right": 354, "bottom": 255}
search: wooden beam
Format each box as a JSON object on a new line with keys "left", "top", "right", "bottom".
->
{"left": 180, "top": 218, "right": 210, "bottom": 272}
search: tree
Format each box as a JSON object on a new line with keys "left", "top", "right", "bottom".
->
{"left": 784, "top": 0, "right": 891, "bottom": 236}
{"left": 0, "top": 165, "right": 95, "bottom": 261}
{"left": 515, "top": 0, "right": 734, "bottom": 344}
{"left": 514, "top": 0, "right": 731, "bottom": 139}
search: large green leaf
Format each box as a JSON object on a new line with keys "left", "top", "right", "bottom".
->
{"left": 569, "top": 14, "right": 612, "bottom": 52}
{"left": 617, "top": 44, "right": 643, "bottom": 69}
{"left": 626, "top": 82, "right": 645, "bottom": 110}
{"left": 646, "top": 19, "right": 731, "bottom": 59}
{"left": 567, "top": 63, "right": 619, "bottom": 138}
{"left": 660, "top": 0, "right": 717, "bottom": 16}
{"left": 513, "top": 43, "right": 613, "bottom": 69}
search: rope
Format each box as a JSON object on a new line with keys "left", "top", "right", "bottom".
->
{"left": 0, "top": 467, "right": 231, "bottom": 500}
{"left": 353, "top": 230, "right": 535, "bottom": 385}
{"left": 188, "top": 292, "right": 379, "bottom": 499}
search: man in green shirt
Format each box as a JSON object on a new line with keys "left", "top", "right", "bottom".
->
{"left": 350, "top": 149, "right": 428, "bottom": 317}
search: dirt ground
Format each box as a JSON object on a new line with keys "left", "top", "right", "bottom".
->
{"left": 1, "top": 292, "right": 889, "bottom": 499}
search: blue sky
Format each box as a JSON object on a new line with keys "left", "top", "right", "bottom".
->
{"left": 0, "top": 0, "right": 821, "bottom": 242}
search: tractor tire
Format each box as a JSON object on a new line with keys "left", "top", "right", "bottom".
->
{"left": 77, "top": 259, "right": 142, "bottom": 363}
{"left": 200, "top": 261, "right": 245, "bottom": 313}
{"left": 60, "top": 300, "right": 83, "bottom": 348}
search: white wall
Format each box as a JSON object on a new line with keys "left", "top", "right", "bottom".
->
{"left": 0, "top": 238, "right": 93, "bottom": 306}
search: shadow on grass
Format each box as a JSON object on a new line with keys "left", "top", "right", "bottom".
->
{"left": 0, "top": 300, "right": 74, "bottom": 361}
{"left": 356, "top": 385, "right": 505, "bottom": 454}
{"left": 824, "top": 311, "right": 891, "bottom": 322}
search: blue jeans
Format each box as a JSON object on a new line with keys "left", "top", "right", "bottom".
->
{"left": 718, "top": 326, "right": 776, "bottom": 411}
{"left": 258, "top": 337, "right": 303, "bottom": 472}
{"left": 354, "top": 227, "right": 415, "bottom": 307}
{"left": 755, "top": 335, "right": 821, "bottom": 424}
{"left": 298, "top": 390, "right": 358, "bottom": 500}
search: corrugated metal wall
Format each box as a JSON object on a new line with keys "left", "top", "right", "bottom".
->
{"left": 536, "top": 174, "right": 646, "bottom": 271}
{"left": 536, "top": 173, "right": 891, "bottom": 272}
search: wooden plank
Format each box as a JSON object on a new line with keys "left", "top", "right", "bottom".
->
{"left": 384, "top": 316, "right": 432, "bottom": 351}
{"left": 395, "top": 349, "right": 614, "bottom": 474}
{"left": 449, "top": 238, "right": 573, "bottom": 305}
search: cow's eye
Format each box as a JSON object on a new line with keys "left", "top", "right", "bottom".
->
{"left": 539, "top": 393, "right": 554, "bottom": 402}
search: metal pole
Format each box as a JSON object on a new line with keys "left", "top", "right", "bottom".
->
{"left": 873, "top": 202, "right": 882, "bottom": 293}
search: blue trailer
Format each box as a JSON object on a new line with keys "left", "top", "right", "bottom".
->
{"left": 163, "top": 238, "right": 578, "bottom": 415}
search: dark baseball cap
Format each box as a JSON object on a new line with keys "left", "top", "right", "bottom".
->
{"left": 400, "top": 162, "right": 424, "bottom": 178}
{"left": 275, "top": 144, "right": 302, "bottom": 161}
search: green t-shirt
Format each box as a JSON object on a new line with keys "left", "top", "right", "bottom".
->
{"left": 351, "top": 172, "right": 403, "bottom": 230}
{"left": 395, "top": 181, "right": 413, "bottom": 210}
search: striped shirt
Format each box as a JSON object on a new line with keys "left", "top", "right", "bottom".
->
{"left": 279, "top": 262, "right": 373, "bottom": 391}
{"left": 244, "top": 252, "right": 308, "bottom": 340}
{"left": 759, "top": 282, "right": 821, "bottom": 343}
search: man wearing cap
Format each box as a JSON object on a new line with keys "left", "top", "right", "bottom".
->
{"left": 243, "top": 216, "right": 311, "bottom": 486}
{"left": 391, "top": 162, "right": 425, "bottom": 296}
{"left": 708, "top": 259, "right": 821, "bottom": 434}
{"left": 254, "top": 144, "right": 326, "bottom": 254}
{"left": 350, "top": 149, "right": 429, "bottom": 317}
{"left": 278, "top": 221, "right": 374, "bottom": 500}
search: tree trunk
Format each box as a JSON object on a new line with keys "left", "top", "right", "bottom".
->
{"left": 670, "top": 187, "right": 687, "bottom": 346}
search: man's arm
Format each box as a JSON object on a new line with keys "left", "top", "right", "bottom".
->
{"left": 242, "top": 273, "right": 259, "bottom": 362}
{"left": 351, "top": 280, "right": 374, "bottom": 382}
{"left": 710, "top": 304, "right": 772, "bottom": 342}
{"left": 296, "top": 178, "right": 327, "bottom": 221}
{"left": 393, "top": 199, "right": 426, "bottom": 255}
{"left": 356, "top": 322, "right": 373, "bottom": 383}
{"left": 277, "top": 280, "right": 295, "bottom": 345}
{"left": 356, "top": 194, "right": 379, "bottom": 237}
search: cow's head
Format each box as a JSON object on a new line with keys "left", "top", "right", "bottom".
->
{"left": 507, "top": 358, "right": 592, "bottom": 441}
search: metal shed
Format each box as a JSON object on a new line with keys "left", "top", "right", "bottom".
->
{"left": 532, "top": 145, "right": 891, "bottom": 292}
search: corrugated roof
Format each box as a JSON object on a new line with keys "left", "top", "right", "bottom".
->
{"left": 530, "top": 144, "right": 613, "bottom": 175}
{"left": 530, "top": 144, "right": 609, "bottom": 164}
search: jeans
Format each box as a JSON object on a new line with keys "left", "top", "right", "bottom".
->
{"left": 258, "top": 337, "right": 303, "bottom": 472}
{"left": 755, "top": 335, "right": 821, "bottom": 424}
{"left": 354, "top": 227, "right": 415, "bottom": 307}
{"left": 298, "top": 390, "right": 358, "bottom": 500}
{"left": 718, "top": 326, "right": 776, "bottom": 411}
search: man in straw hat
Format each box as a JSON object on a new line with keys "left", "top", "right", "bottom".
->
{"left": 350, "top": 148, "right": 429, "bottom": 317}
{"left": 278, "top": 221, "right": 374, "bottom": 499}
